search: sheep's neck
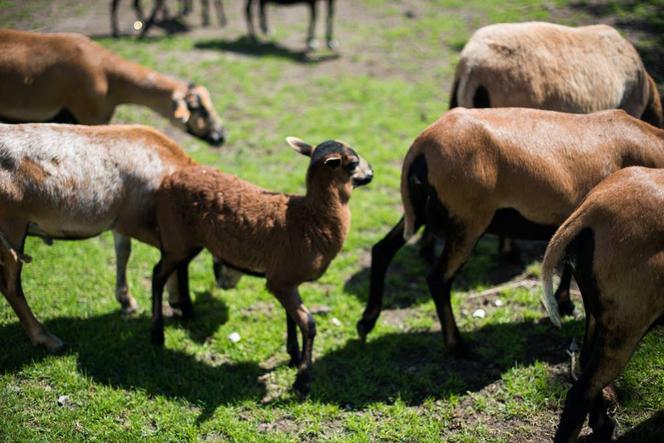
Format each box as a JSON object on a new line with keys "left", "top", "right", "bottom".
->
{"left": 105, "top": 54, "right": 186, "bottom": 122}
{"left": 303, "top": 184, "right": 352, "bottom": 245}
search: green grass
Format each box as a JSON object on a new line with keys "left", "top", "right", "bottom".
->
{"left": 1, "top": 1, "right": 663, "bottom": 441}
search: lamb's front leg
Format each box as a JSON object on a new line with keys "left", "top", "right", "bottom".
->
{"left": 286, "top": 312, "right": 301, "bottom": 367}
{"left": 113, "top": 231, "right": 139, "bottom": 315}
{"left": 270, "top": 284, "right": 316, "bottom": 395}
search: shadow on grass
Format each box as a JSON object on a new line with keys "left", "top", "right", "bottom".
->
{"left": 0, "top": 294, "right": 265, "bottom": 422}
{"left": 344, "top": 231, "right": 546, "bottom": 308}
{"left": 308, "top": 318, "right": 578, "bottom": 407}
{"left": 194, "top": 36, "right": 340, "bottom": 63}
{"left": 616, "top": 410, "right": 664, "bottom": 443}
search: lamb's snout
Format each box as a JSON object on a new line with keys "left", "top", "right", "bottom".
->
{"left": 352, "top": 159, "right": 373, "bottom": 188}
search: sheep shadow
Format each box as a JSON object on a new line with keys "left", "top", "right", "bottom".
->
{"left": 344, "top": 231, "right": 546, "bottom": 309}
{"left": 616, "top": 410, "right": 664, "bottom": 443}
{"left": 0, "top": 296, "right": 264, "bottom": 422}
{"left": 194, "top": 36, "right": 340, "bottom": 63}
{"left": 307, "top": 318, "right": 580, "bottom": 407}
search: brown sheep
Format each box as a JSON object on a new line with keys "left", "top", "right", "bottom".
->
{"left": 541, "top": 166, "right": 664, "bottom": 443}
{"left": 0, "top": 123, "right": 196, "bottom": 353}
{"left": 358, "top": 108, "right": 664, "bottom": 355}
{"left": 151, "top": 137, "right": 373, "bottom": 393}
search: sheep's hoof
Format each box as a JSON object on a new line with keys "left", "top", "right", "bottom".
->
{"left": 151, "top": 327, "right": 165, "bottom": 346}
{"left": 120, "top": 298, "right": 139, "bottom": 316}
{"left": 356, "top": 317, "right": 377, "bottom": 341}
{"left": 292, "top": 370, "right": 312, "bottom": 397}
{"left": 418, "top": 243, "right": 436, "bottom": 264}
{"left": 169, "top": 302, "right": 194, "bottom": 320}
{"left": 36, "top": 331, "right": 66, "bottom": 354}
{"left": 557, "top": 298, "right": 575, "bottom": 317}
{"left": 327, "top": 39, "right": 339, "bottom": 51}
{"left": 307, "top": 39, "right": 319, "bottom": 51}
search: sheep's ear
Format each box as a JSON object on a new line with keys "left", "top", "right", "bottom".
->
{"left": 324, "top": 156, "right": 342, "bottom": 169}
{"left": 172, "top": 93, "right": 191, "bottom": 123}
{"left": 286, "top": 136, "right": 314, "bottom": 157}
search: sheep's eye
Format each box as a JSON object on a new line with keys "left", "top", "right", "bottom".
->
{"left": 345, "top": 161, "right": 359, "bottom": 172}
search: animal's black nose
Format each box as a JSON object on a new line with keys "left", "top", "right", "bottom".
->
{"left": 209, "top": 129, "right": 225, "bottom": 147}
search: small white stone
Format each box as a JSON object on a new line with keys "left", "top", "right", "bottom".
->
{"left": 494, "top": 299, "right": 504, "bottom": 307}
{"left": 133, "top": 21, "right": 143, "bottom": 31}
{"left": 331, "top": 317, "right": 342, "bottom": 327}
{"left": 228, "top": 332, "right": 241, "bottom": 343}
{"left": 472, "top": 309, "right": 486, "bottom": 319}
{"left": 57, "top": 395, "right": 70, "bottom": 407}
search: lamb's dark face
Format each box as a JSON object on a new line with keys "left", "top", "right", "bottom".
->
{"left": 287, "top": 137, "right": 373, "bottom": 189}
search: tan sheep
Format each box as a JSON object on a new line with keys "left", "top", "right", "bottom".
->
{"left": 451, "top": 22, "right": 662, "bottom": 127}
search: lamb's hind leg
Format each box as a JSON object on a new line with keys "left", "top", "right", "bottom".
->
{"left": 306, "top": 0, "right": 318, "bottom": 50}
{"left": 113, "top": 231, "right": 139, "bottom": 315}
{"left": 0, "top": 221, "right": 64, "bottom": 353}
{"left": 325, "top": 0, "right": 337, "bottom": 49}
{"left": 286, "top": 312, "right": 301, "bottom": 367}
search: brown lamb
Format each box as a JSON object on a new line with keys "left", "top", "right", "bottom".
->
{"left": 151, "top": 137, "right": 373, "bottom": 394}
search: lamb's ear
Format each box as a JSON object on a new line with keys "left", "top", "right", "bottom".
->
{"left": 172, "top": 93, "right": 191, "bottom": 124}
{"left": 286, "top": 136, "right": 314, "bottom": 157}
{"left": 324, "top": 156, "right": 342, "bottom": 169}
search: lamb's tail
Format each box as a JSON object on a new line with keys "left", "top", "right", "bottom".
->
{"left": 642, "top": 73, "right": 663, "bottom": 129}
{"left": 541, "top": 209, "right": 587, "bottom": 328}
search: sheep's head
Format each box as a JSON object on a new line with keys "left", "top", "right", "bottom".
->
{"left": 287, "top": 137, "right": 374, "bottom": 193}
{"left": 172, "top": 84, "right": 226, "bottom": 147}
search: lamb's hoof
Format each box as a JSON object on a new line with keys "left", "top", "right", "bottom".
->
{"left": 589, "top": 420, "right": 615, "bottom": 442}
{"left": 356, "top": 317, "right": 377, "bottom": 342}
{"left": 307, "top": 39, "right": 319, "bottom": 51}
{"left": 171, "top": 302, "right": 194, "bottom": 320}
{"left": 557, "top": 298, "right": 575, "bottom": 317}
{"left": 151, "top": 327, "right": 165, "bottom": 346}
{"left": 292, "top": 370, "right": 312, "bottom": 397}
{"left": 327, "top": 39, "right": 339, "bottom": 51}
{"left": 36, "top": 332, "right": 66, "bottom": 354}
{"left": 419, "top": 244, "right": 436, "bottom": 264}
{"left": 446, "top": 340, "right": 474, "bottom": 359}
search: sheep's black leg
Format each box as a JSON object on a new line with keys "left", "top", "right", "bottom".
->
{"left": 258, "top": 0, "right": 269, "bottom": 35}
{"left": 427, "top": 246, "right": 463, "bottom": 354}
{"left": 555, "top": 331, "right": 638, "bottom": 443}
{"left": 150, "top": 256, "right": 180, "bottom": 345}
{"left": 245, "top": 0, "right": 256, "bottom": 39}
{"left": 325, "top": 0, "right": 337, "bottom": 49}
{"left": 133, "top": 0, "right": 145, "bottom": 21}
{"left": 111, "top": 0, "right": 122, "bottom": 37}
{"left": 139, "top": 0, "right": 163, "bottom": 38}
{"left": 173, "top": 250, "right": 201, "bottom": 319}
{"left": 357, "top": 217, "right": 408, "bottom": 341}
{"left": 418, "top": 226, "right": 436, "bottom": 264}
{"left": 286, "top": 311, "right": 301, "bottom": 367}
{"left": 201, "top": 0, "right": 210, "bottom": 25}
{"left": 555, "top": 263, "right": 575, "bottom": 316}
{"left": 306, "top": 1, "right": 318, "bottom": 50}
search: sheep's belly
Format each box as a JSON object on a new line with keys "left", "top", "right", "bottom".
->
{"left": 27, "top": 215, "right": 115, "bottom": 240}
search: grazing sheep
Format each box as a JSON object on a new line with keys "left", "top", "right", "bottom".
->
{"left": 245, "top": 0, "right": 337, "bottom": 50}
{"left": 358, "top": 108, "right": 664, "bottom": 354}
{"left": 151, "top": 137, "right": 373, "bottom": 393}
{"left": 439, "top": 22, "right": 663, "bottom": 291}
{"left": 0, "top": 123, "right": 196, "bottom": 353}
{"left": 451, "top": 22, "right": 662, "bottom": 128}
{"left": 541, "top": 166, "right": 664, "bottom": 443}
{"left": 0, "top": 29, "right": 226, "bottom": 145}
